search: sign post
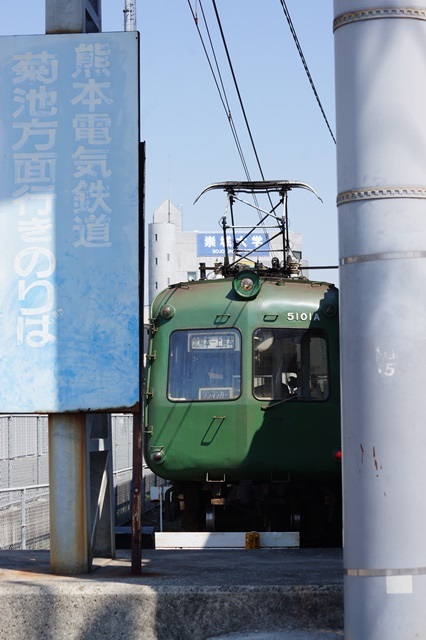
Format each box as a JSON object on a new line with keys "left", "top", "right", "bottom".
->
{"left": 49, "top": 413, "right": 89, "bottom": 574}
{"left": 0, "top": 30, "right": 141, "bottom": 573}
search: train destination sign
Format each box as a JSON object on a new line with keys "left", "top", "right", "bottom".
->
{"left": 189, "top": 332, "right": 237, "bottom": 350}
{"left": 0, "top": 32, "right": 140, "bottom": 413}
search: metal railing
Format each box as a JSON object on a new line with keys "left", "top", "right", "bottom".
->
{"left": 0, "top": 466, "right": 161, "bottom": 550}
{"left": 0, "top": 484, "right": 50, "bottom": 550}
{"left": 0, "top": 415, "right": 165, "bottom": 550}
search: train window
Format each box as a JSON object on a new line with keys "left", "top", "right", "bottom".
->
{"left": 253, "top": 328, "right": 329, "bottom": 401}
{"left": 168, "top": 328, "right": 242, "bottom": 401}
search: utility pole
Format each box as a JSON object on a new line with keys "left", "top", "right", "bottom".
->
{"left": 124, "top": 0, "right": 137, "bottom": 31}
{"left": 334, "top": 2, "right": 426, "bottom": 637}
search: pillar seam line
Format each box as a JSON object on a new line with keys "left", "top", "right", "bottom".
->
{"left": 337, "top": 186, "right": 426, "bottom": 206}
{"left": 334, "top": 7, "right": 426, "bottom": 31}
{"left": 340, "top": 250, "right": 426, "bottom": 265}
{"left": 345, "top": 567, "right": 426, "bottom": 576}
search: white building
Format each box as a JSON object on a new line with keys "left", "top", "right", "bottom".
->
{"left": 148, "top": 199, "right": 304, "bottom": 307}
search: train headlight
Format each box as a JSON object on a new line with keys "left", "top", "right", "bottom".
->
{"left": 241, "top": 278, "right": 254, "bottom": 291}
{"left": 323, "top": 304, "right": 337, "bottom": 318}
{"left": 160, "top": 304, "right": 175, "bottom": 319}
{"left": 151, "top": 448, "right": 165, "bottom": 463}
{"left": 232, "top": 271, "right": 261, "bottom": 299}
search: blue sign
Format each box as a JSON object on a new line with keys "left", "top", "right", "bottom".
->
{"left": 197, "top": 232, "right": 270, "bottom": 257}
{"left": 0, "top": 33, "right": 140, "bottom": 413}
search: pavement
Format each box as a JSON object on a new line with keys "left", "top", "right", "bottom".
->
{"left": 0, "top": 548, "right": 343, "bottom": 640}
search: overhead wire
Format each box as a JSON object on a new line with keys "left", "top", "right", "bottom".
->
{"left": 278, "top": 0, "right": 336, "bottom": 145}
{"left": 186, "top": 0, "right": 252, "bottom": 181}
{"left": 187, "top": 0, "right": 276, "bottom": 258}
{"left": 210, "top": 0, "right": 267, "bottom": 183}
{"left": 187, "top": 1, "right": 308, "bottom": 260}
{"left": 187, "top": 0, "right": 336, "bottom": 269}
{"left": 209, "top": 0, "right": 282, "bottom": 254}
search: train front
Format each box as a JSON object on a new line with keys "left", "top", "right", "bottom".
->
{"left": 144, "top": 270, "right": 341, "bottom": 543}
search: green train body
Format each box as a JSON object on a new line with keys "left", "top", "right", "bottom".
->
{"left": 145, "top": 272, "right": 341, "bottom": 542}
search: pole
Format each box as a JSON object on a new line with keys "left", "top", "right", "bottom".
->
{"left": 45, "top": 0, "right": 103, "bottom": 576}
{"left": 334, "top": 2, "right": 426, "bottom": 637}
{"left": 131, "top": 412, "right": 142, "bottom": 575}
{"left": 124, "top": 0, "right": 137, "bottom": 32}
{"left": 49, "top": 414, "right": 89, "bottom": 574}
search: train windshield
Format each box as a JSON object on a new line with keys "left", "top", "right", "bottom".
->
{"left": 168, "top": 329, "right": 242, "bottom": 401}
{"left": 253, "top": 328, "right": 329, "bottom": 401}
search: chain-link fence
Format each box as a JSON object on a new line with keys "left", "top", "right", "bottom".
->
{"left": 0, "top": 414, "right": 162, "bottom": 550}
{"left": 0, "top": 484, "right": 50, "bottom": 550}
{"left": 0, "top": 415, "right": 49, "bottom": 490}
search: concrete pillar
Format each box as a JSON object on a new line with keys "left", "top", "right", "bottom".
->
{"left": 46, "top": 0, "right": 101, "bottom": 34}
{"left": 334, "top": 3, "right": 426, "bottom": 637}
{"left": 49, "top": 414, "right": 90, "bottom": 574}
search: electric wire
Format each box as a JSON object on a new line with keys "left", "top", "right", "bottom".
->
{"left": 188, "top": 0, "right": 275, "bottom": 257}
{"left": 278, "top": 0, "right": 336, "bottom": 145}
{"left": 186, "top": 0, "right": 252, "bottom": 181}
{"left": 187, "top": 1, "right": 293, "bottom": 260}
{"left": 211, "top": 0, "right": 267, "bottom": 182}
{"left": 209, "top": 0, "right": 282, "bottom": 254}
{"left": 188, "top": 1, "right": 336, "bottom": 270}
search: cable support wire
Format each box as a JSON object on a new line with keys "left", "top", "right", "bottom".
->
{"left": 186, "top": 0, "right": 252, "bottom": 181}
{"left": 278, "top": 0, "right": 336, "bottom": 145}
{"left": 187, "top": 1, "right": 336, "bottom": 271}
{"left": 211, "top": 0, "right": 267, "bottom": 183}
{"left": 187, "top": 0, "right": 277, "bottom": 256}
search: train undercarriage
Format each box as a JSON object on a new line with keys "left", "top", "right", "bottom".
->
{"left": 165, "top": 479, "right": 342, "bottom": 547}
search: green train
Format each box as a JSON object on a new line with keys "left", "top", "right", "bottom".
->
{"left": 144, "top": 181, "right": 341, "bottom": 545}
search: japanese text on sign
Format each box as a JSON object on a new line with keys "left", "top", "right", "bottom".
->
{"left": 10, "top": 41, "right": 116, "bottom": 348}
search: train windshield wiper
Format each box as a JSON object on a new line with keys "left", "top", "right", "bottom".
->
{"left": 261, "top": 395, "right": 299, "bottom": 411}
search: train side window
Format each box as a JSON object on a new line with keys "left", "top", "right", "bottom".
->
{"left": 168, "top": 328, "right": 242, "bottom": 401}
{"left": 253, "top": 328, "right": 329, "bottom": 401}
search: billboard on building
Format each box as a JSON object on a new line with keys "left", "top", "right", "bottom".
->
{"left": 0, "top": 32, "right": 140, "bottom": 413}
{"left": 197, "top": 232, "right": 270, "bottom": 258}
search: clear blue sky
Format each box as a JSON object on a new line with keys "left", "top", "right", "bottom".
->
{"left": 2, "top": 1, "right": 338, "bottom": 285}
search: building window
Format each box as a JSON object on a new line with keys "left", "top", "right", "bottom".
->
{"left": 155, "top": 234, "right": 158, "bottom": 241}
{"left": 167, "top": 254, "right": 170, "bottom": 261}
{"left": 155, "top": 282, "right": 158, "bottom": 290}
{"left": 155, "top": 257, "right": 158, "bottom": 265}
{"left": 187, "top": 271, "right": 197, "bottom": 281}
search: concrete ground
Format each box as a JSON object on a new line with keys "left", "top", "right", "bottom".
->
{"left": 0, "top": 548, "right": 343, "bottom": 640}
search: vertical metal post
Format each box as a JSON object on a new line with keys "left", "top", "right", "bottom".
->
{"left": 131, "top": 412, "right": 142, "bottom": 575}
{"left": 132, "top": 140, "right": 145, "bottom": 573}
{"left": 124, "top": 0, "right": 137, "bottom": 32}
{"left": 21, "top": 488, "right": 27, "bottom": 550}
{"left": 7, "top": 416, "right": 11, "bottom": 488}
{"left": 36, "top": 416, "right": 41, "bottom": 486}
{"left": 334, "top": 2, "right": 426, "bottom": 637}
{"left": 49, "top": 414, "right": 90, "bottom": 574}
